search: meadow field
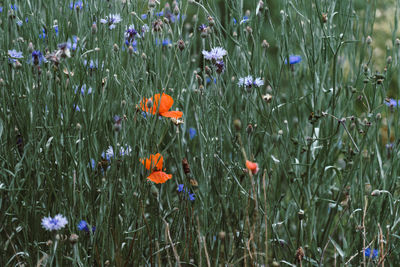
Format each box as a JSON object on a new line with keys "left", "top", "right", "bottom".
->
{"left": 2, "top": 0, "right": 400, "bottom": 266}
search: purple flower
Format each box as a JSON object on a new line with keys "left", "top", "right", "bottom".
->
{"left": 39, "top": 28, "right": 46, "bottom": 39}
{"left": 10, "top": 4, "right": 17, "bottom": 10}
{"left": 54, "top": 25, "right": 59, "bottom": 36}
{"left": 41, "top": 214, "right": 68, "bottom": 231}
{"left": 202, "top": 47, "right": 227, "bottom": 61}
{"left": 141, "top": 14, "right": 148, "bottom": 20}
{"left": 188, "top": 192, "right": 195, "bottom": 201}
{"left": 199, "top": 24, "right": 207, "bottom": 31}
{"left": 100, "top": 14, "right": 122, "bottom": 29}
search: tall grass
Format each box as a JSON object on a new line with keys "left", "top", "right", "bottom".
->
{"left": 1, "top": 0, "right": 400, "bottom": 265}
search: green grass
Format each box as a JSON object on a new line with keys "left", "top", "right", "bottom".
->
{"left": 1, "top": 0, "right": 400, "bottom": 266}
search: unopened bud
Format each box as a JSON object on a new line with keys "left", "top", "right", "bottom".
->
{"left": 371, "top": 190, "right": 380, "bottom": 196}
{"left": 76, "top": 123, "right": 82, "bottom": 130}
{"left": 322, "top": 13, "right": 328, "bottom": 23}
{"left": 69, "top": 234, "right": 79, "bottom": 244}
{"left": 147, "top": 99, "right": 153, "bottom": 109}
{"left": 262, "top": 40, "right": 270, "bottom": 48}
{"left": 396, "top": 38, "right": 400, "bottom": 46}
{"left": 113, "top": 43, "right": 119, "bottom": 52}
{"left": 298, "top": 209, "right": 305, "bottom": 220}
{"left": 91, "top": 22, "right": 97, "bottom": 34}
{"left": 233, "top": 119, "right": 242, "bottom": 131}
{"left": 141, "top": 53, "right": 147, "bottom": 60}
{"left": 387, "top": 56, "right": 392, "bottom": 65}
{"left": 173, "top": 5, "right": 179, "bottom": 16}
{"left": 28, "top": 42, "right": 34, "bottom": 53}
{"left": 208, "top": 16, "right": 215, "bottom": 27}
{"left": 366, "top": 36, "right": 372, "bottom": 45}
{"left": 148, "top": 0, "right": 156, "bottom": 8}
{"left": 177, "top": 39, "right": 185, "bottom": 51}
{"left": 128, "top": 45, "right": 134, "bottom": 54}
{"left": 246, "top": 26, "right": 253, "bottom": 34}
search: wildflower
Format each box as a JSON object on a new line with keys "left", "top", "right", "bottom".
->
{"left": 125, "top": 25, "right": 138, "bottom": 43}
{"left": 233, "top": 16, "right": 249, "bottom": 25}
{"left": 140, "top": 153, "right": 172, "bottom": 184}
{"left": 285, "top": 55, "right": 302, "bottom": 65}
{"left": 54, "top": 25, "right": 59, "bottom": 36}
{"left": 178, "top": 184, "right": 184, "bottom": 192}
{"left": 16, "top": 20, "right": 23, "bottom": 26}
{"left": 8, "top": 50, "right": 23, "bottom": 59}
{"left": 238, "top": 75, "right": 264, "bottom": 89}
{"left": 140, "top": 153, "right": 164, "bottom": 171}
{"left": 74, "top": 84, "right": 92, "bottom": 95}
{"left": 141, "top": 14, "right": 148, "bottom": 20}
{"left": 0, "top": 7, "right": 3, "bottom": 13}
{"left": 202, "top": 47, "right": 227, "bottom": 61}
{"left": 77, "top": 220, "right": 95, "bottom": 233}
{"left": 70, "top": 1, "right": 83, "bottom": 10}
{"left": 100, "top": 14, "right": 122, "bottom": 29}
{"left": 10, "top": 4, "right": 18, "bottom": 10}
{"left": 246, "top": 160, "right": 259, "bottom": 175}
{"left": 41, "top": 214, "right": 68, "bottom": 231}
{"left": 102, "top": 145, "right": 132, "bottom": 160}
{"left": 140, "top": 93, "right": 183, "bottom": 119}
{"left": 66, "top": 36, "right": 78, "bottom": 51}
{"left": 189, "top": 128, "right": 197, "bottom": 140}
{"left": 30, "top": 50, "right": 46, "bottom": 65}
{"left": 177, "top": 184, "right": 195, "bottom": 202}
{"left": 39, "top": 28, "right": 46, "bottom": 39}
{"left": 215, "top": 60, "right": 225, "bottom": 74}
{"left": 364, "top": 248, "right": 378, "bottom": 259}
{"left": 385, "top": 98, "right": 399, "bottom": 107}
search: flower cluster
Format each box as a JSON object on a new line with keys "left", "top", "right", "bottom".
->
{"left": 238, "top": 75, "right": 264, "bottom": 90}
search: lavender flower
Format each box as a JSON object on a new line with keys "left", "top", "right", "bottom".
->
{"left": 238, "top": 75, "right": 264, "bottom": 89}
{"left": 385, "top": 98, "right": 399, "bottom": 107}
{"left": 70, "top": 1, "right": 83, "bottom": 10}
{"left": 202, "top": 47, "right": 227, "bottom": 61}
{"left": 100, "top": 14, "right": 122, "bottom": 29}
{"left": 8, "top": 50, "right": 23, "bottom": 59}
{"left": 41, "top": 214, "right": 68, "bottom": 231}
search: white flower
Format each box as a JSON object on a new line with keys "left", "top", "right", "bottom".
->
{"left": 100, "top": 14, "right": 122, "bottom": 29}
{"left": 41, "top": 214, "right": 68, "bottom": 231}
{"left": 238, "top": 75, "right": 264, "bottom": 89}
{"left": 202, "top": 47, "right": 227, "bottom": 61}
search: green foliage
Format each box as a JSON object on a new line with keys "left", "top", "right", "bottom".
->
{"left": 1, "top": 0, "right": 400, "bottom": 266}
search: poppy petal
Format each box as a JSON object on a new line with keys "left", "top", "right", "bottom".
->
{"left": 159, "top": 93, "right": 174, "bottom": 114}
{"left": 147, "top": 171, "right": 172, "bottom": 184}
{"left": 246, "top": 160, "right": 259, "bottom": 174}
{"left": 140, "top": 153, "right": 164, "bottom": 171}
{"left": 161, "top": 110, "right": 183, "bottom": 118}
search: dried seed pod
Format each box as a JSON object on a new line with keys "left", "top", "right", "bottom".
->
{"left": 182, "top": 158, "right": 191, "bottom": 175}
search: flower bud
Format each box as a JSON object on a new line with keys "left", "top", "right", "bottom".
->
{"left": 366, "top": 35, "right": 372, "bottom": 45}
{"left": 233, "top": 119, "right": 242, "bottom": 131}
{"left": 371, "top": 190, "right": 380, "bottom": 196}
{"left": 177, "top": 39, "right": 185, "bottom": 51}
{"left": 91, "top": 22, "right": 97, "bottom": 34}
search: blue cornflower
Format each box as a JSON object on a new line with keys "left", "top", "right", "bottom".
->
{"left": 54, "top": 25, "right": 59, "bottom": 36}
{"left": 73, "top": 104, "right": 80, "bottom": 112}
{"left": 189, "top": 128, "right": 197, "bottom": 140}
{"left": 238, "top": 76, "right": 264, "bottom": 89}
{"left": 177, "top": 184, "right": 195, "bottom": 202}
{"left": 0, "top": 7, "right": 3, "bottom": 13}
{"left": 285, "top": 55, "right": 302, "bottom": 65}
{"left": 10, "top": 4, "right": 18, "bottom": 10}
{"left": 125, "top": 25, "right": 138, "bottom": 43}
{"left": 74, "top": 84, "right": 92, "bottom": 95}
{"left": 25, "top": 17, "right": 28, "bottom": 23}
{"left": 39, "top": 28, "right": 46, "bottom": 39}
{"left": 162, "top": 39, "right": 171, "bottom": 46}
{"left": 233, "top": 16, "right": 249, "bottom": 25}
{"left": 156, "top": 11, "right": 164, "bottom": 16}
{"left": 141, "top": 14, "right": 148, "bottom": 20}
{"left": 65, "top": 36, "right": 78, "bottom": 51}
{"left": 100, "top": 14, "right": 122, "bottom": 29}
{"left": 41, "top": 214, "right": 68, "bottom": 231}
{"left": 202, "top": 47, "right": 227, "bottom": 61}
{"left": 365, "top": 248, "right": 378, "bottom": 259}
{"left": 70, "top": 1, "right": 83, "bottom": 10}
{"left": 385, "top": 98, "right": 399, "bottom": 107}
{"left": 90, "top": 158, "right": 96, "bottom": 170}
{"left": 78, "top": 220, "right": 89, "bottom": 231}
{"left": 199, "top": 24, "right": 207, "bottom": 31}
{"left": 84, "top": 59, "right": 98, "bottom": 69}
{"left": 178, "top": 184, "right": 184, "bottom": 192}
{"left": 16, "top": 20, "right": 23, "bottom": 26}
{"left": 8, "top": 50, "right": 23, "bottom": 59}
{"left": 102, "top": 145, "right": 132, "bottom": 160}
{"left": 30, "top": 50, "right": 46, "bottom": 65}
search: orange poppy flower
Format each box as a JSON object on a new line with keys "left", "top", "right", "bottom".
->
{"left": 147, "top": 171, "right": 172, "bottom": 184}
{"left": 140, "top": 153, "right": 164, "bottom": 171}
{"left": 246, "top": 160, "right": 259, "bottom": 175}
{"left": 140, "top": 93, "right": 183, "bottom": 119}
{"left": 140, "top": 153, "right": 172, "bottom": 184}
